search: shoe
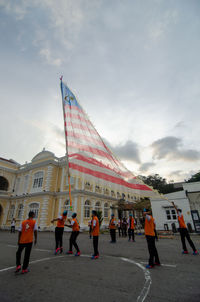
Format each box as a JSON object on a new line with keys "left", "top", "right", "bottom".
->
{"left": 54, "top": 248, "right": 60, "bottom": 255}
{"left": 154, "top": 262, "right": 161, "bottom": 266}
{"left": 15, "top": 265, "right": 21, "bottom": 273}
{"left": 21, "top": 268, "right": 29, "bottom": 274}
{"left": 146, "top": 265, "right": 154, "bottom": 269}
{"left": 182, "top": 251, "right": 189, "bottom": 254}
{"left": 66, "top": 251, "right": 73, "bottom": 255}
{"left": 60, "top": 247, "right": 63, "bottom": 254}
{"left": 75, "top": 252, "right": 81, "bottom": 256}
{"left": 193, "top": 251, "right": 198, "bottom": 255}
{"left": 91, "top": 255, "right": 99, "bottom": 260}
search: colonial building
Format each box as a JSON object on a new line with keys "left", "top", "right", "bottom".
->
{"left": 0, "top": 149, "right": 143, "bottom": 231}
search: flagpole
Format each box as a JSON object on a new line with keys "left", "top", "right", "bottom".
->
{"left": 60, "top": 76, "right": 73, "bottom": 211}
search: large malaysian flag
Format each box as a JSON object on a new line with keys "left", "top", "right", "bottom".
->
{"left": 60, "top": 80, "right": 157, "bottom": 198}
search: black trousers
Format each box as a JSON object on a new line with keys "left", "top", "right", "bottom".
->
{"left": 11, "top": 226, "right": 15, "bottom": 233}
{"left": 93, "top": 236, "right": 99, "bottom": 256}
{"left": 179, "top": 228, "right": 196, "bottom": 252}
{"left": 16, "top": 242, "right": 33, "bottom": 270}
{"left": 118, "top": 227, "right": 122, "bottom": 237}
{"left": 69, "top": 231, "right": 80, "bottom": 252}
{"left": 128, "top": 228, "right": 135, "bottom": 241}
{"left": 55, "top": 227, "right": 64, "bottom": 249}
{"left": 110, "top": 229, "right": 116, "bottom": 242}
{"left": 122, "top": 227, "right": 127, "bottom": 237}
{"left": 146, "top": 235, "right": 160, "bottom": 266}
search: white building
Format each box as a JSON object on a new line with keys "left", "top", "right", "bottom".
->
{"left": 150, "top": 190, "right": 195, "bottom": 232}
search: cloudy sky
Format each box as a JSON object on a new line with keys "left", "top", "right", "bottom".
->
{"left": 0, "top": 0, "right": 200, "bottom": 182}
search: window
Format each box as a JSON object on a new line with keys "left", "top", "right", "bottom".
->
{"left": 0, "top": 176, "right": 9, "bottom": 191}
{"left": 165, "top": 208, "right": 177, "bottom": 220}
{"left": 29, "top": 203, "right": 39, "bottom": 218}
{"left": 64, "top": 200, "right": 71, "bottom": 212}
{"left": 17, "top": 204, "right": 24, "bottom": 219}
{"left": 33, "top": 172, "right": 43, "bottom": 189}
{"left": 84, "top": 200, "right": 91, "bottom": 218}
{"left": 9, "top": 205, "right": 15, "bottom": 219}
{"left": 95, "top": 201, "right": 101, "bottom": 212}
{"left": 117, "top": 192, "right": 120, "bottom": 198}
{"left": 104, "top": 203, "right": 109, "bottom": 218}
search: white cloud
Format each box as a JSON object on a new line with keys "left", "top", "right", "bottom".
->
{"left": 39, "top": 48, "right": 62, "bottom": 66}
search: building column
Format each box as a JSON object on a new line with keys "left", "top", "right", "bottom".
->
{"left": 80, "top": 196, "right": 84, "bottom": 227}
{"left": 39, "top": 197, "right": 49, "bottom": 230}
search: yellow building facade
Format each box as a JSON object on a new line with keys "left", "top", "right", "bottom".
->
{"left": 0, "top": 150, "right": 141, "bottom": 230}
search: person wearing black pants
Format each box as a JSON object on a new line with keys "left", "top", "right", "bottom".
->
{"left": 91, "top": 210, "right": 100, "bottom": 259}
{"left": 109, "top": 214, "right": 117, "bottom": 243}
{"left": 16, "top": 243, "right": 33, "bottom": 271}
{"left": 172, "top": 202, "right": 198, "bottom": 255}
{"left": 66, "top": 213, "right": 80, "bottom": 256}
{"left": 143, "top": 209, "right": 160, "bottom": 269}
{"left": 15, "top": 211, "right": 37, "bottom": 274}
{"left": 51, "top": 210, "right": 68, "bottom": 255}
{"left": 55, "top": 227, "right": 64, "bottom": 250}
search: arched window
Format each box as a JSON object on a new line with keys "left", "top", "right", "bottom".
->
{"left": 17, "top": 204, "right": 24, "bottom": 219}
{"left": 104, "top": 203, "right": 109, "bottom": 218}
{"left": 33, "top": 172, "right": 43, "bottom": 189}
{"left": 95, "top": 201, "right": 101, "bottom": 212}
{"left": 9, "top": 205, "right": 15, "bottom": 219}
{"left": 0, "top": 176, "right": 9, "bottom": 191}
{"left": 64, "top": 200, "right": 71, "bottom": 212}
{"left": 84, "top": 200, "right": 91, "bottom": 218}
{"left": 29, "top": 203, "right": 39, "bottom": 218}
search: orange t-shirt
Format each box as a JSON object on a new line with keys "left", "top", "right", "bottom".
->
{"left": 19, "top": 219, "right": 37, "bottom": 244}
{"left": 71, "top": 218, "right": 80, "bottom": 232}
{"left": 144, "top": 215, "right": 155, "bottom": 236}
{"left": 128, "top": 217, "right": 135, "bottom": 229}
{"left": 178, "top": 214, "right": 187, "bottom": 229}
{"left": 91, "top": 216, "right": 99, "bottom": 236}
{"left": 57, "top": 215, "right": 67, "bottom": 228}
{"left": 109, "top": 218, "right": 116, "bottom": 229}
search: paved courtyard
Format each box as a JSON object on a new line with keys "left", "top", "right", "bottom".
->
{"left": 0, "top": 230, "right": 200, "bottom": 302}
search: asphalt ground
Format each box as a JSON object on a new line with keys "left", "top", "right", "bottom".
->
{"left": 0, "top": 230, "right": 200, "bottom": 302}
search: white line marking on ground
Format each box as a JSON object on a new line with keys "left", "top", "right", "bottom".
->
{"left": 140, "top": 261, "right": 177, "bottom": 268}
{"left": 121, "top": 257, "right": 152, "bottom": 302}
{"left": 0, "top": 256, "right": 64, "bottom": 273}
{"left": 1, "top": 253, "right": 151, "bottom": 302}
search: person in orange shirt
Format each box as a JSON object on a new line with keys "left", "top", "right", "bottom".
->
{"left": 91, "top": 210, "right": 100, "bottom": 259}
{"left": 128, "top": 213, "right": 136, "bottom": 242}
{"left": 109, "top": 213, "right": 117, "bottom": 243}
{"left": 172, "top": 202, "right": 198, "bottom": 255}
{"left": 65, "top": 213, "right": 80, "bottom": 256}
{"left": 143, "top": 208, "right": 160, "bottom": 269}
{"left": 51, "top": 210, "right": 68, "bottom": 255}
{"left": 15, "top": 211, "right": 37, "bottom": 274}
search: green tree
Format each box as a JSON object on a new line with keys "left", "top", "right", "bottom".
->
{"left": 187, "top": 171, "right": 200, "bottom": 183}
{"left": 139, "top": 174, "right": 182, "bottom": 194}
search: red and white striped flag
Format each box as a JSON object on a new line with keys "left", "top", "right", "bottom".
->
{"left": 60, "top": 81, "right": 157, "bottom": 197}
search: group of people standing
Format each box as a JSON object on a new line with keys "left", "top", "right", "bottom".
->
{"left": 14, "top": 202, "right": 198, "bottom": 274}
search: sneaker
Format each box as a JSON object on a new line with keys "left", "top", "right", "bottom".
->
{"left": 182, "top": 251, "right": 189, "bottom": 254}
{"left": 21, "top": 268, "right": 29, "bottom": 274}
{"left": 54, "top": 248, "right": 60, "bottom": 255}
{"left": 66, "top": 251, "right": 73, "bottom": 255}
{"left": 15, "top": 265, "right": 21, "bottom": 273}
{"left": 91, "top": 255, "right": 99, "bottom": 260}
{"left": 154, "top": 262, "right": 161, "bottom": 266}
{"left": 193, "top": 251, "right": 198, "bottom": 255}
{"left": 75, "top": 251, "right": 81, "bottom": 256}
{"left": 146, "top": 265, "right": 154, "bottom": 269}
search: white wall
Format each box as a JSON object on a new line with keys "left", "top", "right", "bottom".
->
{"left": 150, "top": 190, "right": 195, "bottom": 231}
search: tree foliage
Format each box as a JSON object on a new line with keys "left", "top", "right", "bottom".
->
{"left": 186, "top": 171, "right": 200, "bottom": 183}
{"left": 139, "top": 174, "right": 182, "bottom": 194}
